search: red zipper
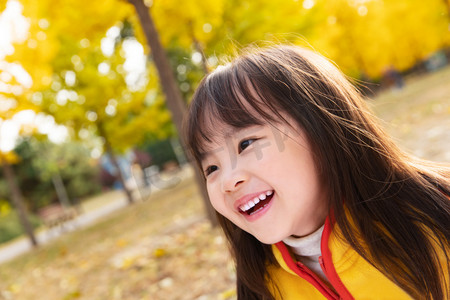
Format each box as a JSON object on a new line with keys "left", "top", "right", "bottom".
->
{"left": 318, "top": 256, "right": 341, "bottom": 299}
{"left": 319, "top": 256, "right": 326, "bottom": 275}
{"left": 275, "top": 242, "right": 339, "bottom": 300}
{"left": 296, "top": 260, "right": 339, "bottom": 300}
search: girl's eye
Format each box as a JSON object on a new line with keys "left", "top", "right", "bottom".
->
{"left": 239, "top": 138, "right": 256, "bottom": 153}
{"left": 204, "top": 165, "right": 218, "bottom": 176}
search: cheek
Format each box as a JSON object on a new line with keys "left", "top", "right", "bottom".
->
{"left": 206, "top": 184, "right": 223, "bottom": 212}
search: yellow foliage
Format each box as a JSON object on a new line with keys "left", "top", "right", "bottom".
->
{"left": 149, "top": 0, "right": 450, "bottom": 78}
{"left": 0, "top": 151, "right": 20, "bottom": 164}
{"left": 152, "top": 0, "right": 225, "bottom": 48}
{"left": 309, "top": 0, "right": 450, "bottom": 78}
{"left": 1, "top": 0, "right": 447, "bottom": 160}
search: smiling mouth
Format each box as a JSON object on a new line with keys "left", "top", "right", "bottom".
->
{"left": 239, "top": 191, "right": 274, "bottom": 216}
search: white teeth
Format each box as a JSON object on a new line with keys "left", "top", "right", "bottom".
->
{"left": 239, "top": 191, "right": 274, "bottom": 212}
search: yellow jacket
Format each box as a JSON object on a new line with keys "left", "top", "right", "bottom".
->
{"left": 267, "top": 217, "right": 414, "bottom": 299}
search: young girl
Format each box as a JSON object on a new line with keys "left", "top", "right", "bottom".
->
{"left": 184, "top": 45, "right": 449, "bottom": 299}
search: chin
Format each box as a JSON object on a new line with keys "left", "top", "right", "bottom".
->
{"left": 254, "top": 234, "right": 285, "bottom": 245}
{"left": 250, "top": 228, "right": 291, "bottom": 245}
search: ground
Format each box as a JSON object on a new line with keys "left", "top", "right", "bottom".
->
{"left": 0, "top": 66, "right": 448, "bottom": 300}
{"left": 369, "top": 66, "right": 450, "bottom": 162}
{"left": 0, "top": 175, "right": 237, "bottom": 300}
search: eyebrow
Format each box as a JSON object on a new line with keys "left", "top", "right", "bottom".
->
{"left": 198, "top": 124, "right": 266, "bottom": 161}
{"left": 199, "top": 144, "right": 225, "bottom": 162}
{"left": 220, "top": 127, "right": 236, "bottom": 139}
{"left": 198, "top": 126, "right": 235, "bottom": 160}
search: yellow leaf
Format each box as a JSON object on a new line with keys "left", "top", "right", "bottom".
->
{"left": 153, "top": 248, "right": 166, "bottom": 258}
{"left": 116, "top": 239, "right": 128, "bottom": 248}
{"left": 0, "top": 200, "right": 12, "bottom": 216}
{"left": 120, "top": 256, "right": 136, "bottom": 270}
{"left": 59, "top": 246, "right": 68, "bottom": 256}
{"left": 8, "top": 283, "right": 20, "bottom": 293}
{"left": 220, "top": 288, "right": 236, "bottom": 299}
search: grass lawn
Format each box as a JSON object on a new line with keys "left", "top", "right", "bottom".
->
{"left": 0, "top": 66, "right": 448, "bottom": 300}
{"left": 0, "top": 174, "right": 235, "bottom": 300}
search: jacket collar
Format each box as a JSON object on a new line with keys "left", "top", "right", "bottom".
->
{"left": 273, "top": 215, "right": 354, "bottom": 299}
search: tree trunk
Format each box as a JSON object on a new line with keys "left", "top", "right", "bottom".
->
{"left": 188, "top": 20, "right": 209, "bottom": 74}
{"left": 128, "top": 0, "right": 217, "bottom": 226}
{"left": 52, "top": 172, "right": 71, "bottom": 207}
{"left": 128, "top": 0, "right": 186, "bottom": 128}
{"left": 1, "top": 160, "right": 38, "bottom": 247}
{"left": 98, "top": 123, "right": 135, "bottom": 204}
{"left": 170, "top": 138, "right": 187, "bottom": 166}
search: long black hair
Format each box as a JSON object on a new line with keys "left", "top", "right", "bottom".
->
{"left": 185, "top": 45, "right": 450, "bottom": 299}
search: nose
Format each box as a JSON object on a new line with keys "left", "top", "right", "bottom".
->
{"left": 221, "top": 167, "right": 247, "bottom": 193}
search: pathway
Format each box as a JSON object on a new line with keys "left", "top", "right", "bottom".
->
{"left": 0, "top": 165, "right": 194, "bottom": 265}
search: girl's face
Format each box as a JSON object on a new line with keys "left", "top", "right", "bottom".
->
{"left": 200, "top": 116, "right": 329, "bottom": 244}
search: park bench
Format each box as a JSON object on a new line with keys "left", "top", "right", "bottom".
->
{"left": 38, "top": 204, "right": 79, "bottom": 229}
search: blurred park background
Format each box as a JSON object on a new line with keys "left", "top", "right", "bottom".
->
{"left": 0, "top": 0, "right": 449, "bottom": 299}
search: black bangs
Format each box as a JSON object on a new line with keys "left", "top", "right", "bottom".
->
{"left": 186, "top": 62, "right": 283, "bottom": 162}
